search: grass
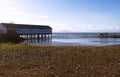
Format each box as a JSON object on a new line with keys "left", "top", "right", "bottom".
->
{"left": 0, "top": 43, "right": 120, "bottom": 77}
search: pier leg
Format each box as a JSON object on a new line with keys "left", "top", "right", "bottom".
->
{"left": 45, "top": 34, "right": 46, "bottom": 41}
{"left": 48, "top": 34, "right": 50, "bottom": 41}
{"left": 27, "top": 34, "right": 28, "bottom": 40}
{"left": 34, "top": 34, "right": 35, "bottom": 42}
{"left": 51, "top": 34, "right": 52, "bottom": 41}
{"left": 37, "top": 34, "right": 40, "bottom": 42}
{"left": 41, "top": 34, "right": 43, "bottom": 41}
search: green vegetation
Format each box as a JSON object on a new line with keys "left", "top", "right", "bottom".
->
{"left": 0, "top": 43, "right": 120, "bottom": 77}
{"left": 0, "top": 30, "right": 24, "bottom": 43}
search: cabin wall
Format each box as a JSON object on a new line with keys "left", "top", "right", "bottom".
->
{"left": 16, "top": 28, "right": 52, "bottom": 34}
{"left": 0, "top": 24, "right": 7, "bottom": 34}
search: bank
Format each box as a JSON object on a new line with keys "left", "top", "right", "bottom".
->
{"left": 0, "top": 44, "right": 120, "bottom": 77}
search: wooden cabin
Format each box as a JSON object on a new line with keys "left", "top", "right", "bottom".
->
{"left": 0, "top": 23, "right": 52, "bottom": 40}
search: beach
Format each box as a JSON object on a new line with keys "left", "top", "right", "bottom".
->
{"left": 0, "top": 43, "right": 120, "bottom": 77}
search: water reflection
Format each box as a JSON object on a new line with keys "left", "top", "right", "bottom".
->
{"left": 22, "top": 38, "right": 52, "bottom": 44}
{"left": 92, "top": 38, "right": 120, "bottom": 43}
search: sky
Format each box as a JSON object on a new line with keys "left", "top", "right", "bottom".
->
{"left": 0, "top": 0, "right": 120, "bottom": 32}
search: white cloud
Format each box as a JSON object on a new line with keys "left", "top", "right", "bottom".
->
{"left": 17, "top": 12, "right": 50, "bottom": 19}
{"left": 0, "top": 6, "right": 50, "bottom": 19}
{"left": 0, "top": 2, "right": 50, "bottom": 23}
{"left": 0, "top": 6, "right": 16, "bottom": 10}
{"left": 52, "top": 24, "right": 120, "bottom": 32}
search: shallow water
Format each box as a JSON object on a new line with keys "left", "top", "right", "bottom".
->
{"left": 22, "top": 33, "right": 120, "bottom": 46}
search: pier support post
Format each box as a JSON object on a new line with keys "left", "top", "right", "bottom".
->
{"left": 41, "top": 34, "right": 43, "bottom": 41}
{"left": 37, "top": 34, "right": 40, "bottom": 42}
{"left": 27, "top": 34, "right": 28, "bottom": 40}
{"left": 45, "top": 34, "right": 46, "bottom": 40}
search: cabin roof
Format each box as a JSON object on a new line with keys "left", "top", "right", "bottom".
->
{"left": 1, "top": 23, "right": 52, "bottom": 29}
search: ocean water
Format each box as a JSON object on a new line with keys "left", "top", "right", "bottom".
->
{"left": 22, "top": 33, "right": 120, "bottom": 46}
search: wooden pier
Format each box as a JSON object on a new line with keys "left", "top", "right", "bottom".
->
{"left": 0, "top": 23, "right": 52, "bottom": 43}
{"left": 20, "top": 34, "right": 52, "bottom": 43}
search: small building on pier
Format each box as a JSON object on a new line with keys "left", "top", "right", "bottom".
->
{"left": 0, "top": 23, "right": 52, "bottom": 41}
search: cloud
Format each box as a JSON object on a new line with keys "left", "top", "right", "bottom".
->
{"left": 0, "top": 6, "right": 16, "bottom": 10}
{"left": 0, "top": 5, "right": 50, "bottom": 23}
{"left": 12, "top": 9, "right": 50, "bottom": 19}
{"left": 82, "top": 24, "right": 120, "bottom": 32}
{"left": 52, "top": 24, "right": 120, "bottom": 32}
{"left": 19, "top": 12, "right": 50, "bottom": 19}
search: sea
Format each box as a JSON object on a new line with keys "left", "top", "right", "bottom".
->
{"left": 22, "top": 33, "right": 120, "bottom": 46}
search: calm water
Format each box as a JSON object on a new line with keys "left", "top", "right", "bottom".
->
{"left": 22, "top": 33, "right": 120, "bottom": 46}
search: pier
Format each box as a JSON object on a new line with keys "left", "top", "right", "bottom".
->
{"left": 0, "top": 23, "right": 52, "bottom": 42}
{"left": 20, "top": 34, "right": 52, "bottom": 43}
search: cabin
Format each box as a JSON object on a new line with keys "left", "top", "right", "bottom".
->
{"left": 0, "top": 23, "right": 52, "bottom": 41}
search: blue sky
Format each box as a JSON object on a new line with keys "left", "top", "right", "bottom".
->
{"left": 0, "top": 0, "right": 120, "bottom": 32}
